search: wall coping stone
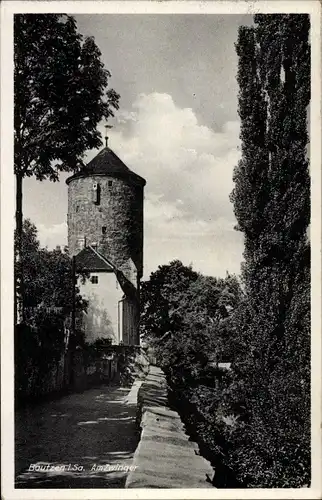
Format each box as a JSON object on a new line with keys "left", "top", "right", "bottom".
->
{"left": 125, "top": 366, "right": 214, "bottom": 488}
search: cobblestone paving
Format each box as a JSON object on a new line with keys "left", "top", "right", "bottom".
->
{"left": 15, "top": 385, "right": 140, "bottom": 488}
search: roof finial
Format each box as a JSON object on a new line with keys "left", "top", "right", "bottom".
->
{"left": 104, "top": 124, "right": 113, "bottom": 148}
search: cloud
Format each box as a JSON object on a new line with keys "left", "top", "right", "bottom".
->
{"left": 100, "top": 93, "right": 241, "bottom": 222}
{"left": 37, "top": 222, "right": 67, "bottom": 250}
{"left": 143, "top": 193, "right": 244, "bottom": 278}
{"left": 98, "top": 92, "right": 244, "bottom": 278}
{"left": 36, "top": 93, "right": 244, "bottom": 278}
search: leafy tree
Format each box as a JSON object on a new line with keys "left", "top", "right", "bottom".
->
{"left": 140, "top": 260, "right": 199, "bottom": 340}
{"left": 179, "top": 273, "right": 243, "bottom": 326}
{"left": 15, "top": 219, "right": 88, "bottom": 400}
{"left": 226, "top": 14, "right": 310, "bottom": 486}
{"left": 14, "top": 14, "right": 120, "bottom": 323}
{"left": 19, "top": 219, "right": 87, "bottom": 346}
{"left": 141, "top": 262, "right": 243, "bottom": 485}
{"left": 152, "top": 15, "right": 310, "bottom": 489}
{"left": 141, "top": 260, "right": 242, "bottom": 372}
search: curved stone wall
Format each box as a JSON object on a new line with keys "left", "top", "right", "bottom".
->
{"left": 67, "top": 175, "right": 144, "bottom": 277}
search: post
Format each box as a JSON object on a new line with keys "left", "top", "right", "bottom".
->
{"left": 118, "top": 298, "right": 124, "bottom": 345}
{"left": 71, "top": 255, "right": 76, "bottom": 341}
{"left": 15, "top": 173, "right": 24, "bottom": 325}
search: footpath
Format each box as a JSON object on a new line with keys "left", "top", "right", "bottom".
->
{"left": 15, "top": 385, "right": 140, "bottom": 488}
{"left": 125, "top": 365, "right": 214, "bottom": 488}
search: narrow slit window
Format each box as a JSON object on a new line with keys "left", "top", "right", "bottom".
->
{"left": 92, "top": 183, "right": 101, "bottom": 205}
{"left": 102, "top": 226, "right": 107, "bottom": 235}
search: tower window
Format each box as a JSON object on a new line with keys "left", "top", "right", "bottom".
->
{"left": 92, "top": 183, "right": 101, "bottom": 205}
{"left": 91, "top": 275, "right": 98, "bottom": 284}
{"left": 78, "top": 236, "right": 86, "bottom": 250}
{"left": 102, "top": 226, "right": 107, "bottom": 235}
{"left": 108, "top": 180, "right": 113, "bottom": 187}
{"left": 76, "top": 205, "right": 79, "bottom": 212}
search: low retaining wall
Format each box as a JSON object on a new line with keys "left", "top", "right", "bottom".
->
{"left": 15, "top": 345, "right": 150, "bottom": 405}
{"left": 71, "top": 345, "right": 150, "bottom": 392}
{"left": 125, "top": 366, "right": 214, "bottom": 488}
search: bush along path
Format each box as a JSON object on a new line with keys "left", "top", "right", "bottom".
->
{"left": 167, "top": 381, "right": 244, "bottom": 488}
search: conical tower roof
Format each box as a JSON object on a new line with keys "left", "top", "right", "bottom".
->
{"left": 66, "top": 147, "right": 146, "bottom": 187}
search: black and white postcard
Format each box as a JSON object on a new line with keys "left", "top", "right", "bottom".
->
{"left": 1, "top": 1, "right": 321, "bottom": 499}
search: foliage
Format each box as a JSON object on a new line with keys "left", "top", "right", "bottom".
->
{"left": 141, "top": 15, "right": 310, "bottom": 489}
{"left": 14, "top": 14, "right": 119, "bottom": 322}
{"left": 15, "top": 219, "right": 88, "bottom": 400}
{"left": 141, "top": 261, "right": 243, "bottom": 486}
{"left": 19, "top": 219, "right": 88, "bottom": 330}
{"left": 90, "top": 337, "right": 113, "bottom": 351}
{"left": 14, "top": 14, "right": 119, "bottom": 178}
{"left": 140, "top": 260, "right": 241, "bottom": 345}
{"left": 223, "top": 14, "right": 310, "bottom": 487}
{"left": 140, "top": 260, "right": 199, "bottom": 340}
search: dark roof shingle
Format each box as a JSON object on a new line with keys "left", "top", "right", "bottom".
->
{"left": 66, "top": 147, "right": 146, "bottom": 186}
{"left": 75, "top": 246, "right": 114, "bottom": 272}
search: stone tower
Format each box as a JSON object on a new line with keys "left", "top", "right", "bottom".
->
{"left": 66, "top": 147, "right": 146, "bottom": 345}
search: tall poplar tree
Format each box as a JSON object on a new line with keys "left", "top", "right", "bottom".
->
{"left": 14, "top": 14, "right": 119, "bottom": 324}
{"left": 229, "top": 14, "right": 310, "bottom": 486}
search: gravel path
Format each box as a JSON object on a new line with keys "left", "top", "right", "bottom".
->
{"left": 15, "top": 385, "right": 140, "bottom": 488}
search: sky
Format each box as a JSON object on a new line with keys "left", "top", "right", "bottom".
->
{"left": 23, "top": 14, "right": 253, "bottom": 280}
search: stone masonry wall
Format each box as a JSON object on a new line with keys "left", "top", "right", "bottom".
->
{"left": 125, "top": 366, "right": 214, "bottom": 488}
{"left": 67, "top": 175, "right": 144, "bottom": 280}
{"left": 16, "top": 346, "right": 150, "bottom": 405}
